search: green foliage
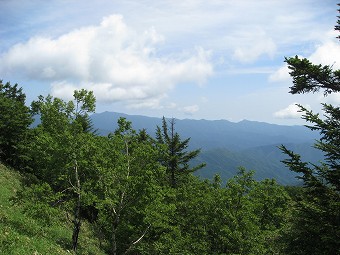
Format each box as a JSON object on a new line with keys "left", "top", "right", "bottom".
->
{"left": 280, "top": 108, "right": 340, "bottom": 254}
{"left": 251, "top": 179, "right": 290, "bottom": 231}
{"left": 280, "top": 7, "right": 340, "bottom": 254}
{"left": 336, "top": 4, "right": 340, "bottom": 39}
{"left": 0, "top": 80, "right": 33, "bottom": 167}
{"left": 16, "top": 182, "right": 62, "bottom": 226}
{"left": 285, "top": 56, "right": 340, "bottom": 95}
{"left": 1, "top": 84, "right": 296, "bottom": 254}
{"left": 28, "top": 90, "right": 98, "bottom": 251}
{"left": 156, "top": 117, "right": 206, "bottom": 187}
{"left": 0, "top": 163, "right": 106, "bottom": 255}
{"left": 93, "top": 118, "right": 168, "bottom": 254}
{"left": 139, "top": 168, "right": 290, "bottom": 255}
{"left": 73, "top": 89, "right": 97, "bottom": 133}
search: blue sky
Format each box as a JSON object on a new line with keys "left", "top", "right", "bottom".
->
{"left": 1, "top": 0, "right": 339, "bottom": 125}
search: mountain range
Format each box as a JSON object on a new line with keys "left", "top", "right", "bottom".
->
{"left": 90, "top": 112, "right": 323, "bottom": 185}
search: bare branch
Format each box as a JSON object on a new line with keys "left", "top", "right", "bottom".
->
{"left": 124, "top": 224, "right": 151, "bottom": 255}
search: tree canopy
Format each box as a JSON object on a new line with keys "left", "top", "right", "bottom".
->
{"left": 280, "top": 6, "right": 340, "bottom": 254}
{"left": 0, "top": 80, "right": 32, "bottom": 167}
{"left": 156, "top": 117, "right": 206, "bottom": 188}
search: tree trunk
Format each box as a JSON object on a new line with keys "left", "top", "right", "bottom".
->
{"left": 170, "top": 118, "right": 176, "bottom": 188}
{"left": 72, "top": 215, "right": 81, "bottom": 252}
{"left": 72, "top": 160, "right": 82, "bottom": 252}
{"left": 111, "top": 213, "right": 119, "bottom": 255}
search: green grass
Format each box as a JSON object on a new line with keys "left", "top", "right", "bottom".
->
{"left": 0, "top": 163, "right": 106, "bottom": 255}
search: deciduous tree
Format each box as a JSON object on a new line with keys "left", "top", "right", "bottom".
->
{"left": 28, "top": 89, "right": 96, "bottom": 252}
{"left": 94, "top": 118, "right": 167, "bottom": 255}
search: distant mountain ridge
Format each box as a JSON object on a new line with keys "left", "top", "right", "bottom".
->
{"left": 91, "top": 111, "right": 319, "bottom": 150}
{"left": 90, "top": 111, "right": 323, "bottom": 185}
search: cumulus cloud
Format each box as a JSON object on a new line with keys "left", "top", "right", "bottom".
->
{"left": 309, "top": 39, "right": 340, "bottom": 69}
{"left": 0, "top": 14, "right": 213, "bottom": 108}
{"left": 269, "top": 31, "right": 340, "bottom": 83}
{"left": 268, "top": 65, "right": 291, "bottom": 82}
{"left": 274, "top": 103, "right": 310, "bottom": 119}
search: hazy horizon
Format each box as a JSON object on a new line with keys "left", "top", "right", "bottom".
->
{"left": 1, "top": 0, "right": 339, "bottom": 126}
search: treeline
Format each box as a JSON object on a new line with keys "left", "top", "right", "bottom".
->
{"left": 1, "top": 76, "right": 339, "bottom": 254}
{"left": 1, "top": 81, "right": 292, "bottom": 254}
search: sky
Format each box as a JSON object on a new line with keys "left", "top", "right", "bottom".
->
{"left": 1, "top": 0, "right": 339, "bottom": 125}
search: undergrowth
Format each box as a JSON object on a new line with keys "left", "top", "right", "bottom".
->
{"left": 0, "top": 163, "right": 106, "bottom": 255}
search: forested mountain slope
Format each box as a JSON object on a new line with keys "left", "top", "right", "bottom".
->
{"left": 193, "top": 142, "right": 323, "bottom": 185}
{"left": 90, "top": 112, "right": 322, "bottom": 184}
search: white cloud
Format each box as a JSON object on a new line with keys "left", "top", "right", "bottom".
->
{"left": 182, "top": 104, "right": 199, "bottom": 115}
{"left": 309, "top": 35, "right": 340, "bottom": 69}
{"left": 268, "top": 65, "right": 291, "bottom": 82}
{"left": 269, "top": 31, "right": 340, "bottom": 83}
{"left": 127, "top": 97, "right": 165, "bottom": 109}
{"left": 0, "top": 14, "right": 213, "bottom": 108}
{"left": 166, "top": 102, "right": 177, "bottom": 109}
{"left": 274, "top": 103, "right": 310, "bottom": 119}
{"left": 232, "top": 29, "right": 277, "bottom": 63}
{"left": 319, "top": 92, "right": 340, "bottom": 105}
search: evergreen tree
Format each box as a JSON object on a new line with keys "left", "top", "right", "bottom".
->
{"left": 156, "top": 117, "right": 205, "bottom": 188}
{"left": 280, "top": 6, "right": 340, "bottom": 254}
{"left": 0, "top": 80, "right": 32, "bottom": 167}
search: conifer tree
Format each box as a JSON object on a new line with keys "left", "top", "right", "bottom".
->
{"left": 0, "top": 80, "right": 32, "bottom": 167}
{"left": 156, "top": 117, "right": 205, "bottom": 188}
{"left": 280, "top": 5, "right": 340, "bottom": 254}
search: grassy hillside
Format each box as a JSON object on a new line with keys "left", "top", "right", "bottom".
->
{"left": 0, "top": 164, "right": 105, "bottom": 255}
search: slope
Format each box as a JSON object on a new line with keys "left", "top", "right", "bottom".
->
{"left": 193, "top": 142, "right": 324, "bottom": 185}
{"left": 0, "top": 164, "right": 105, "bottom": 255}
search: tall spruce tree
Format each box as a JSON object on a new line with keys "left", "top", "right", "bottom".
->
{"left": 156, "top": 117, "right": 205, "bottom": 188}
{"left": 280, "top": 5, "right": 340, "bottom": 254}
